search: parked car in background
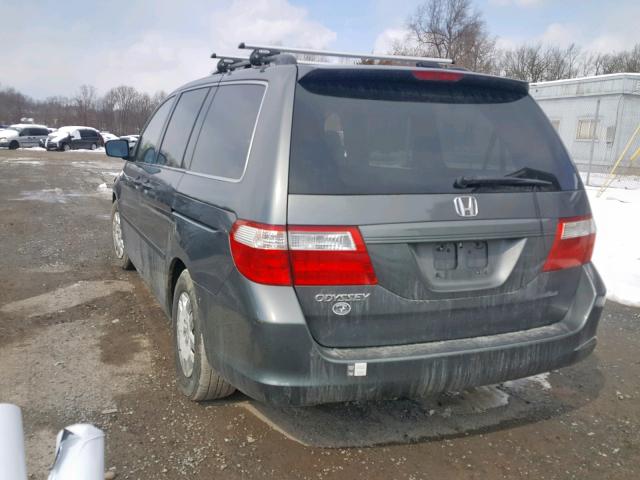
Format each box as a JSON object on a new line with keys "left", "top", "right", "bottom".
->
{"left": 43, "top": 126, "right": 103, "bottom": 151}
{"left": 101, "top": 131, "right": 119, "bottom": 142}
{"left": 0, "top": 124, "right": 50, "bottom": 149}
{"left": 119, "top": 134, "right": 139, "bottom": 148}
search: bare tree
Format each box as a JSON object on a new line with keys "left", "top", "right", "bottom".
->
{"left": 0, "top": 86, "right": 29, "bottom": 125}
{"left": 499, "top": 44, "right": 548, "bottom": 82}
{"left": 0, "top": 83, "right": 167, "bottom": 134}
{"left": 498, "top": 43, "right": 584, "bottom": 82}
{"left": 396, "top": 0, "right": 497, "bottom": 72}
{"left": 74, "top": 85, "right": 97, "bottom": 126}
{"left": 591, "top": 45, "right": 640, "bottom": 75}
{"left": 545, "top": 44, "right": 581, "bottom": 80}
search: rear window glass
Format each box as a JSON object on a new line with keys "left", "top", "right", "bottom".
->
{"left": 189, "top": 84, "right": 265, "bottom": 180}
{"left": 289, "top": 70, "right": 579, "bottom": 195}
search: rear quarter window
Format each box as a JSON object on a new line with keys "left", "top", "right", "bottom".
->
{"left": 188, "top": 83, "right": 265, "bottom": 180}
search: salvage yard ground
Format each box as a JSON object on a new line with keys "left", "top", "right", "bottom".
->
{"left": 0, "top": 149, "right": 639, "bottom": 479}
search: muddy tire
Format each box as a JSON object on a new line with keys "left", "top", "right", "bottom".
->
{"left": 111, "top": 201, "right": 134, "bottom": 270}
{"left": 172, "top": 270, "right": 235, "bottom": 401}
{"left": 9, "top": 140, "right": 19, "bottom": 150}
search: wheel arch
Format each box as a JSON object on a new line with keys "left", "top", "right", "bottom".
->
{"left": 167, "top": 257, "right": 187, "bottom": 314}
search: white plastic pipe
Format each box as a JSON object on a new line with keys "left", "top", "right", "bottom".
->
{"left": 0, "top": 404, "right": 28, "bottom": 480}
{"left": 48, "top": 424, "right": 104, "bottom": 480}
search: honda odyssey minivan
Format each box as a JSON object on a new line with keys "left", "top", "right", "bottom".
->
{"left": 106, "top": 45, "right": 606, "bottom": 406}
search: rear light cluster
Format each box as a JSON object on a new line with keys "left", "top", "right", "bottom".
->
{"left": 230, "top": 220, "right": 378, "bottom": 286}
{"left": 543, "top": 216, "right": 596, "bottom": 272}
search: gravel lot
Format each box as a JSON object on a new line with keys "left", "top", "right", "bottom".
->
{"left": 0, "top": 149, "right": 639, "bottom": 479}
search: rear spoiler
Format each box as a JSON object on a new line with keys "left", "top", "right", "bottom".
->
{"left": 297, "top": 67, "right": 529, "bottom": 102}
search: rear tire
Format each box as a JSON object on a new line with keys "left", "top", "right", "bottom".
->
{"left": 172, "top": 270, "right": 235, "bottom": 401}
{"left": 90, "top": 143, "right": 97, "bottom": 150}
{"left": 9, "top": 140, "right": 18, "bottom": 150}
{"left": 111, "top": 202, "right": 134, "bottom": 270}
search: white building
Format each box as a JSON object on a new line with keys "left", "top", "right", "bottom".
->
{"left": 530, "top": 73, "right": 640, "bottom": 173}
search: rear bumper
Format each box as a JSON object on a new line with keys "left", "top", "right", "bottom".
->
{"left": 201, "top": 263, "right": 606, "bottom": 406}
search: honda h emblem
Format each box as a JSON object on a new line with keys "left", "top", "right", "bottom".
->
{"left": 453, "top": 196, "right": 479, "bottom": 217}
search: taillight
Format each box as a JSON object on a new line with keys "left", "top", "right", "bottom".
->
{"left": 289, "top": 226, "right": 377, "bottom": 286}
{"left": 542, "top": 216, "right": 596, "bottom": 272}
{"left": 229, "top": 221, "right": 291, "bottom": 285}
{"left": 412, "top": 70, "right": 464, "bottom": 82}
{"left": 229, "top": 221, "right": 377, "bottom": 286}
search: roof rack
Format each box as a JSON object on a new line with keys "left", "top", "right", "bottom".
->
{"left": 237, "top": 42, "right": 453, "bottom": 66}
{"left": 211, "top": 44, "right": 455, "bottom": 74}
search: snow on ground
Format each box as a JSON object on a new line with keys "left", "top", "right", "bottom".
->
{"left": 17, "top": 146, "right": 106, "bottom": 153}
{"left": 586, "top": 176, "right": 640, "bottom": 307}
{"left": 68, "top": 147, "right": 105, "bottom": 153}
{"left": 2, "top": 158, "right": 43, "bottom": 165}
{"left": 97, "top": 183, "right": 110, "bottom": 194}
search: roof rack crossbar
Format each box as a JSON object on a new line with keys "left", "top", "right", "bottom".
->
{"left": 238, "top": 42, "right": 453, "bottom": 65}
{"left": 211, "top": 53, "right": 251, "bottom": 73}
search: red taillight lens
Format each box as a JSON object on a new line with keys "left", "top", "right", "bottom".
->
{"left": 229, "top": 221, "right": 291, "bottom": 285}
{"left": 412, "top": 70, "right": 464, "bottom": 82}
{"left": 288, "top": 226, "right": 377, "bottom": 286}
{"left": 229, "top": 221, "right": 378, "bottom": 286}
{"left": 542, "top": 216, "right": 596, "bottom": 272}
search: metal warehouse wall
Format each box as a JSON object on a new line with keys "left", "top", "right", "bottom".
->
{"left": 531, "top": 74, "right": 640, "bottom": 174}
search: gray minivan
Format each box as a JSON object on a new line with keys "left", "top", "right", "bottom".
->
{"left": 0, "top": 124, "right": 50, "bottom": 149}
{"left": 106, "top": 45, "right": 606, "bottom": 406}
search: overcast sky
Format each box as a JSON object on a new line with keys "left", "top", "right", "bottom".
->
{"left": 2, "top": 0, "right": 639, "bottom": 99}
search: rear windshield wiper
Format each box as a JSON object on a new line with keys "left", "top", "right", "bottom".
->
{"left": 453, "top": 175, "right": 553, "bottom": 189}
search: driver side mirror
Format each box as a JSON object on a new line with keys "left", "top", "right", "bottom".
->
{"left": 105, "top": 139, "right": 130, "bottom": 159}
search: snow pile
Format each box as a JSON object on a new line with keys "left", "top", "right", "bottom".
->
{"left": 97, "top": 183, "right": 111, "bottom": 194}
{"left": 588, "top": 184, "right": 640, "bottom": 307}
{"left": 68, "top": 147, "right": 105, "bottom": 153}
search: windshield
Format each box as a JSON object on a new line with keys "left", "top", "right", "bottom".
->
{"left": 289, "top": 70, "right": 580, "bottom": 195}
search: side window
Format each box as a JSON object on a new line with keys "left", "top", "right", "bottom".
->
{"left": 157, "top": 88, "right": 209, "bottom": 167}
{"left": 20, "top": 128, "right": 31, "bottom": 136}
{"left": 80, "top": 129, "right": 90, "bottom": 139}
{"left": 190, "top": 84, "right": 265, "bottom": 179}
{"left": 133, "top": 98, "right": 175, "bottom": 164}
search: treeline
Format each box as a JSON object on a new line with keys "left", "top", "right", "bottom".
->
{"left": 392, "top": 0, "right": 640, "bottom": 82}
{"left": 0, "top": 84, "right": 166, "bottom": 135}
